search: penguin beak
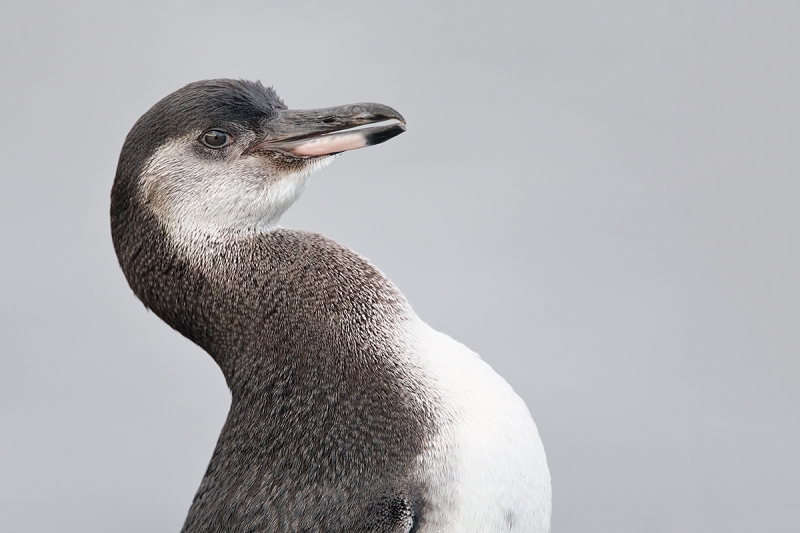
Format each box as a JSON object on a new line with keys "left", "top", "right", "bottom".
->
{"left": 249, "top": 103, "right": 406, "bottom": 158}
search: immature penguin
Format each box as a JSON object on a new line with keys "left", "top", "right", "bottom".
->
{"left": 111, "top": 79, "right": 551, "bottom": 533}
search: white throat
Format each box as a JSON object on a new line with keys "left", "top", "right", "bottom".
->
{"left": 138, "top": 137, "right": 335, "bottom": 245}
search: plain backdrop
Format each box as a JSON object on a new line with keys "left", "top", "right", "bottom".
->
{"left": 1, "top": 1, "right": 799, "bottom": 532}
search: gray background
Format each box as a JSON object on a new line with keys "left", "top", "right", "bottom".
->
{"left": 1, "top": 1, "right": 798, "bottom": 532}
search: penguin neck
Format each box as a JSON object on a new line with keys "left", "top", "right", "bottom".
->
{"left": 112, "top": 203, "right": 415, "bottom": 394}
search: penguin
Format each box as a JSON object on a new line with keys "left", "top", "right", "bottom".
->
{"left": 111, "top": 79, "right": 551, "bottom": 533}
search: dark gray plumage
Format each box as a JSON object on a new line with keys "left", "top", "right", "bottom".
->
{"left": 111, "top": 79, "right": 551, "bottom": 533}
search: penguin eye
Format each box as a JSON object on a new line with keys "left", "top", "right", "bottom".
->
{"left": 201, "top": 130, "right": 229, "bottom": 148}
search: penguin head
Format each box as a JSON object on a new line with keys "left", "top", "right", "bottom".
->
{"left": 112, "top": 79, "right": 405, "bottom": 243}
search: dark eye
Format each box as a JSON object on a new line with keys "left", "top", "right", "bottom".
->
{"left": 201, "top": 130, "right": 229, "bottom": 148}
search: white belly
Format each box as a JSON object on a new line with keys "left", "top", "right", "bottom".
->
{"left": 406, "top": 320, "right": 551, "bottom": 533}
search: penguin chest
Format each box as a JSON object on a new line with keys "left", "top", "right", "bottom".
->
{"left": 406, "top": 323, "right": 552, "bottom": 533}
